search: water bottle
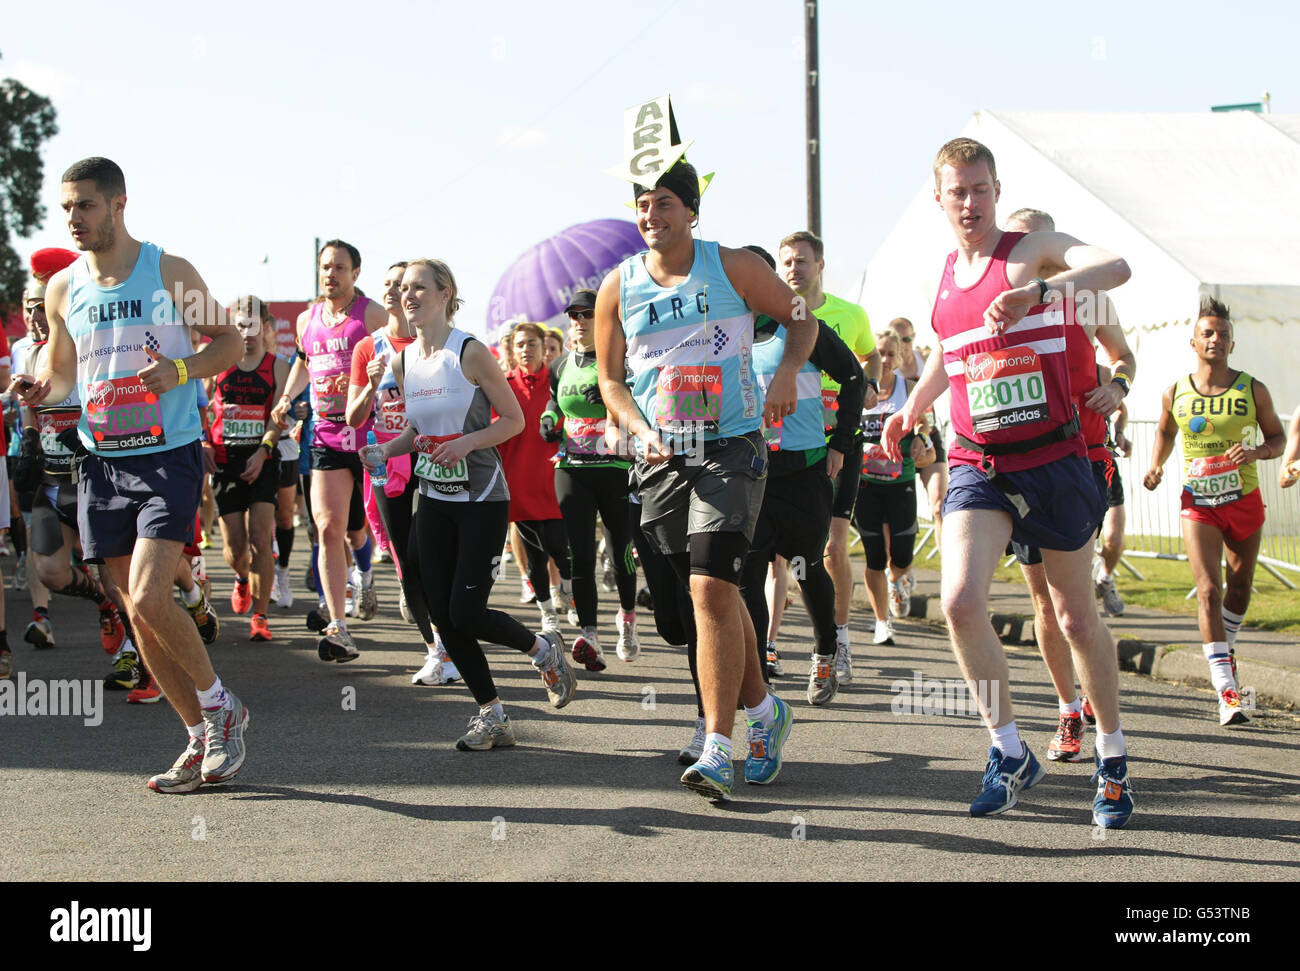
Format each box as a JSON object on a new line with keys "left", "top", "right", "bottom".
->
{"left": 367, "top": 430, "right": 387, "bottom": 487}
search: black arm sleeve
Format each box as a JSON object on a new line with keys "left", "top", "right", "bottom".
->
{"left": 544, "top": 352, "right": 566, "bottom": 417}
{"left": 808, "top": 319, "right": 865, "bottom": 456}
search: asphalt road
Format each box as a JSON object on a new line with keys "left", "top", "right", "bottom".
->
{"left": 2, "top": 535, "right": 1297, "bottom": 882}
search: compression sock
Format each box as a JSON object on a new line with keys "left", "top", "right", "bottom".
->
{"left": 276, "top": 527, "right": 294, "bottom": 567}
{"left": 352, "top": 536, "right": 372, "bottom": 575}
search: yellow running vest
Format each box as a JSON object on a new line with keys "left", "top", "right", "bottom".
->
{"left": 1172, "top": 372, "right": 1259, "bottom": 506}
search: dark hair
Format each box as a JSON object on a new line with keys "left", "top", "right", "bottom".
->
{"left": 319, "top": 239, "right": 361, "bottom": 271}
{"left": 1199, "top": 296, "right": 1231, "bottom": 322}
{"left": 61, "top": 157, "right": 126, "bottom": 199}
{"left": 229, "top": 294, "right": 272, "bottom": 326}
{"left": 387, "top": 261, "right": 409, "bottom": 274}
{"left": 743, "top": 245, "right": 776, "bottom": 270}
{"left": 779, "top": 230, "right": 823, "bottom": 262}
{"left": 634, "top": 159, "right": 701, "bottom": 217}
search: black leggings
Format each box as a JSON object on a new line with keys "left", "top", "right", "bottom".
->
{"left": 514, "top": 518, "right": 571, "bottom": 599}
{"left": 852, "top": 480, "right": 919, "bottom": 571}
{"left": 740, "top": 550, "right": 838, "bottom": 667}
{"left": 629, "top": 504, "right": 699, "bottom": 716}
{"left": 372, "top": 476, "right": 434, "bottom": 644}
{"left": 555, "top": 465, "right": 637, "bottom": 625}
{"left": 417, "top": 498, "right": 536, "bottom": 706}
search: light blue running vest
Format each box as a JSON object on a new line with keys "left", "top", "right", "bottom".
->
{"left": 751, "top": 323, "right": 824, "bottom": 452}
{"left": 619, "top": 239, "right": 760, "bottom": 446}
{"left": 67, "top": 241, "right": 200, "bottom": 456}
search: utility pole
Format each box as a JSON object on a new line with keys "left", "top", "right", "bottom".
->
{"left": 313, "top": 236, "right": 321, "bottom": 299}
{"left": 805, "top": 0, "right": 821, "bottom": 235}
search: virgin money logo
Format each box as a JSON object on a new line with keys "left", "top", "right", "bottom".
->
{"left": 661, "top": 367, "right": 684, "bottom": 392}
{"left": 966, "top": 353, "right": 996, "bottom": 382}
{"left": 88, "top": 381, "right": 116, "bottom": 409}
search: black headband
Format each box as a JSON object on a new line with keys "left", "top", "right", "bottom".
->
{"left": 634, "top": 163, "right": 699, "bottom": 217}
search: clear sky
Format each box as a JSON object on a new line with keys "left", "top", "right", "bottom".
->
{"left": 4, "top": 0, "right": 1292, "bottom": 334}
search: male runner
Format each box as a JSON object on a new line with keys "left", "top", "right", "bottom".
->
{"left": 206, "top": 295, "right": 288, "bottom": 641}
{"left": 778, "top": 232, "right": 879, "bottom": 683}
{"left": 271, "top": 241, "right": 386, "bottom": 659}
{"left": 1001, "top": 208, "right": 1136, "bottom": 762}
{"left": 1144, "top": 298, "right": 1284, "bottom": 726}
{"left": 882, "top": 138, "right": 1135, "bottom": 826}
{"left": 596, "top": 158, "right": 817, "bottom": 801}
{"left": 13, "top": 156, "right": 248, "bottom": 791}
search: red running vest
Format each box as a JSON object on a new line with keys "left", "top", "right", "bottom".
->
{"left": 933, "top": 231, "right": 1084, "bottom": 473}
{"left": 210, "top": 352, "right": 276, "bottom": 466}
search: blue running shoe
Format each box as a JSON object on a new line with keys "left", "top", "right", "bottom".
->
{"left": 745, "top": 695, "right": 793, "bottom": 785}
{"left": 1092, "top": 754, "right": 1135, "bottom": 829}
{"left": 680, "top": 743, "right": 733, "bottom": 802}
{"left": 969, "top": 744, "right": 1045, "bottom": 817}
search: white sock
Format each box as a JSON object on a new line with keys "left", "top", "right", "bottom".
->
{"left": 481, "top": 702, "right": 505, "bottom": 721}
{"left": 1221, "top": 607, "right": 1244, "bottom": 650}
{"left": 1096, "top": 727, "right": 1126, "bottom": 761}
{"left": 990, "top": 722, "right": 1024, "bottom": 759}
{"left": 181, "top": 584, "right": 201, "bottom": 606}
{"left": 560, "top": 578, "right": 572, "bottom": 597}
{"left": 186, "top": 722, "right": 205, "bottom": 740}
{"left": 744, "top": 693, "right": 776, "bottom": 727}
{"left": 704, "top": 733, "right": 732, "bottom": 758}
{"left": 536, "top": 598, "right": 554, "bottom": 610}
{"left": 1203, "top": 641, "right": 1236, "bottom": 692}
{"left": 1060, "top": 696, "right": 1082, "bottom": 715}
{"left": 836, "top": 623, "right": 850, "bottom": 647}
{"left": 361, "top": 567, "right": 374, "bottom": 587}
{"left": 196, "top": 677, "right": 228, "bottom": 711}
{"left": 531, "top": 635, "right": 551, "bottom": 666}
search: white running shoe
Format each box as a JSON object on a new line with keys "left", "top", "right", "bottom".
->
{"left": 553, "top": 585, "right": 580, "bottom": 627}
{"left": 615, "top": 610, "right": 640, "bottom": 662}
{"left": 437, "top": 640, "right": 461, "bottom": 684}
{"left": 889, "top": 574, "right": 914, "bottom": 618}
{"left": 537, "top": 599, "right": 560, "bottom": 633}
{"left": 274, "top": 565, "right": 294, "bottom": 609}
{"left": 873, "top": 619, "right": 895, "bottom": 646}
{"left": 399, "top": 589, "right": 413, "bottom": 624}
{"left": 355, "top": 572, "right": 378, "bottom": 621}
{"left": 677, "top": 717, "right": 707, "bottom": 766}
{"left": 1218, "top": 687, "right": 1250, "bottom": 727}
{"left": 519, "top": 578, "right": 536, "bottom": 604}
{"left": 835, "top": 639, "right": 853, "bottom": 684}
{"left": 1095, "top": 573, "right": 1125, "bottom": 617}
{"left": 412, "top": 650, "right": 442, "bottom": 685}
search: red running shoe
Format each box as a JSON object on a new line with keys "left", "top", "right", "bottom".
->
{"left": 249, "top": 613, "right": 272, "bottom": 642}
{"left": 1047, "top": 711, "right": 1086, "bottom": 762}
{"left": 1081, "top": 695, "right": 1096, "bottom": 726}
{"left": 127, "top": 665, "right": 162, "bottom": 704}
{"left": 99, "top": 604, "right": 126, "bottom": 655}
{"left": 231, "top": 578, "right": 252, "bottom": 615}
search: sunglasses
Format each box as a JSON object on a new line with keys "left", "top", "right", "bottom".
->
{"left": 568, "top": 310, "right": 594, "bottom": 320}
{"left": 899, "top": 335, "right": 913, "bottom": 342}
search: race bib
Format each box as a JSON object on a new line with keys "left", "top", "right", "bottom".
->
{"left": 1186, "top": 455, "right": 1243, "bottom": 507}
{"left": 564, "top": 415, "right": 607, "bottom": 461}
{"left": 37, "top": 407, "right": 80, "bottom": 471}
{"left": 414, "top": 434, "right": 469, "bottom": 494}
{"left": 377, "top": 395, "right": 407, "bottom": 435}
{"left": 221, "top": 403, "right": 266, "bottom": 445}
{"left": 84, "top": 377, "right": 165, "bottom": 452}
{"left": 655, "top": 365, "right": 721, "bottom": 432}
{"left": 821, "top": 389, "right": 839, "bottom": 431}
{"left": 311, "top": 371, "right": 348, "bottom": 418}
{"left": 861, "top": 441, "right": 902, "bottom": 480}
{"left": 763, "top": 418, "right": 783, "bottom": 452}
{"left": 965, "top": 348, "right": 1048, "bottom": 433}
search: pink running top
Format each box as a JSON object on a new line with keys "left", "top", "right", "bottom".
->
{"left": 303, "top": 296, "right": 373, "bottom": 452}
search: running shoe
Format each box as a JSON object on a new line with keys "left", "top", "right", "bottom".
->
{"left": 398, "top": 589, "right": 413, "bottom": 623}
{"left": 456, "top": 709, "right": 517, "bottom": 751}
{"left": 105, "top": 650, "right": 141, "bottom": 690}
{"left": 616, "top": 610, "right": 640, "bottom": 662}
{"left": 566, "top": 596, "right": 580, "bottom": 628}
{"left": 533, "top": 630, "right": 575, "bottom": 708}
{"left": 14, "top": 552, "right": 27, "bottom": 589}
{"left": 412, "top": 645, "right": 460, "bottom": 685}
{"left": 201, "top": 691, "right": 249, "bottom": 783}
{"left": 344, "top": 579, "right": 356, "bottom": 618}
{"left": 0, "top": 648, "right": 12, "bottom": 680}
{"left": 374, "top": 547, "right": 388, "bottom": 564}
{"left": 636, "top": 586, "right": 654, "bottom": 610}
{"left": 274, "top": 565, "right": 293, "bottom": 608}
{"left": 1091, "top": 754, "right": 1135, "bottom": 829}
{"left": 355, "top": 573, "right": 377, "bottom": 621}
{"left": 98, "top": 604, "right": 126, "bottom": 654}
{"left": 872, "top": 619, "right": 895, "bottom": 646}
{"left": 1218, "top": 688, "right": 1250, "bottom": 727}
{"left": 889, "top": 575, "right": 913, "bottom": 619}
{"left": 199, "top": 530, "right": 211, "bottom": 550}
{"left": 303, "top": 563, "right": 319, "bottom": 596}
{"left": 24, "top": 615, "right": 55, "bottom": 650}
{"left": 807, "top": 654, "right": 838, "bottom": 706}
{"left": 437, "top": 643, "right": 461, "bottom": 684}
{"left": 680, "top": 743, "right": 733, "bottom": 802}
{"left": 146, "top": 734, "right": 206, "bottom": 794}
{"left": 230, "top": 578, "right": 252, "bottom": 615}
{"left": 571, "top": 627, "right": 607, "bottom": 672}
{"left": 969, "top": 744, "right": 1045, "bottom": 817}
{"left": 306, "top": 602, "right": 330, "bottom": 632}
{"left": 249, "top": 613, "right": 272, "bottom": 642}
{"left": 601, "top": 559, "right": 616, "bottom": 593}
{"left": 1047, "top": 711, "right": 1086, "bottom": 762}
{"left": 127, "top": 666, "right": 162, "bottom": 704}
{"left": 765, "top": 642, "right": 784, "bottom": 678}
{"left": 745, "top": 695, "right": 793, "bottom": 785}
{"left": 1081, "top": 694, "right": 1096, "bottom": 726}
{"left": 678, "top": 717, "right": 707, "bottom": 766}
{"left": 836, "top": 639, "right": 854, "bottom": 684}
{"left": 1095, "top": 573, "right": 1124, "bottom": 617}
{"left": 185, "top": 591, "right": 220, "bottom": 645}
{"left": 537, "top": 599, "right": 560, "bottom": 634}
{"left": 318, "top": 622, "right": 359, "bottom": 663}
{"left": 519, "top": 578, "right": 536, "bottom": 604}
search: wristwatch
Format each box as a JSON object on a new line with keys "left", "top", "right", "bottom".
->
{"left": 865, "top": 377, "right": 880, "bottom": 394}
{"left": 1111, "top": 373, "right": 1131, "bottom": 397}
{"left": 1030, "top": 277, "right": 1050, "bottom": 303}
